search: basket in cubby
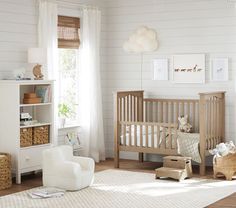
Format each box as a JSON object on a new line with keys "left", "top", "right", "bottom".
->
{"left": 0, "top": 153, "right": 12, "bottom": 190}
{"left": 33, "top": 125, "right": 49, "bottom": 145}
{"left": 20, "top": 127, "right": 33, "bottom": 147}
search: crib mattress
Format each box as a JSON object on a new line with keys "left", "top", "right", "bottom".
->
{"left": 120, "top": 129, "right": 201, "bottom": 163}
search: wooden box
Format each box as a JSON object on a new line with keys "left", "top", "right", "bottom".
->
{"left": 155, "top": 156, "right": 192, "bottom": 181}
{"left": 0, "top": 153, "right": 12, "bottom": 190}
{"left": 213, "top": 153, "right": 236, "bottom": 180}
{"left": 20, "top": 128, "right": 33, "bottom": 147}
{"left": 23, "top": 97, "right": 41, "bottom": 104}
{"left": 33, "top": 125, "right": 49, "bottom": 145}
{"left": 24, "top": 93, "right": 37, "bottom": 99}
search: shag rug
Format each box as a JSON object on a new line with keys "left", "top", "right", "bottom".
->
{"left": 0, "top": 169, "right": 236, "bottom": 208}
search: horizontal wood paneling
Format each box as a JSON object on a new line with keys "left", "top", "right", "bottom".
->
{"left": 101, "top": 0, "right": 236, "bottom": 158}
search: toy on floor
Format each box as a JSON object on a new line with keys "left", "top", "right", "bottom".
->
{"left": 155, "top": 156, "right": 192, "bottom": 181}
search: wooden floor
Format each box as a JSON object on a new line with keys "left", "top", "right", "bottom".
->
{"left": 0, "top": 159, "right": 235, "bottom": 207}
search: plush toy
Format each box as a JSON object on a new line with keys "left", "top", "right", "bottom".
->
{"left": 178, "top": 115, "right": 193, "bottom": 133}
{"left": 210, "top": 141, "right": 236, "bottom": 157}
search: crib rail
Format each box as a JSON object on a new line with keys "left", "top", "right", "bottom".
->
{"left": 119, "top": 121, "right": 178, "bottom": 155}
{"left": 143, "top": 98, "right": 199, "bottom": 132}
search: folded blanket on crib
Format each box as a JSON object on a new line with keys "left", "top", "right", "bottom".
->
{"left": 177, "top": 132, "right": 201, "bottom": 163}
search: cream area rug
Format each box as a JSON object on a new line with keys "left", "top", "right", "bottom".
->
{"left": 1, "top": 169, "right": 236, "bottom": 208}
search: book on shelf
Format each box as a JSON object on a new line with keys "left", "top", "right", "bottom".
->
{"left": 34, "top": 85, "right": 51, "bottom": 103}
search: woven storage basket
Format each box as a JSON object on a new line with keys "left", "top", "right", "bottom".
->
{"left": 33, "top": 125, "right": 49, "bottom": 145}
{"left": 0, "top": 153, "right": 12, "bottom": 190}
{"left": 20, "top": 127, "right": 33, "bottom": 147}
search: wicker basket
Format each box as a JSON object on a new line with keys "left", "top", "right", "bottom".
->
{"left": 33, "top": 125, "right": 49, "bottom": 145}
{"left": 0, "top": 153, "right": 12, "bottom": 190}
{"left": 20, "top": 127, "right": 33, "bottom": 147}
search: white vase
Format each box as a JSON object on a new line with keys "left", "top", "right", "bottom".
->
{"left": 59, "top": 118, "right": 66, "bottom": 128}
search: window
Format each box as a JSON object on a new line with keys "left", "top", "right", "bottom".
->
{"left": 57, "top": 16, "right": 80, "bottom": 127}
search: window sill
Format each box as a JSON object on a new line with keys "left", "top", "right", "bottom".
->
{"left": 58, "top": 124, "right": 80, "bottom": 131}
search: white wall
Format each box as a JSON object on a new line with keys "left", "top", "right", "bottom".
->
{"left": 1, "top": 0, "right": 236, "bottom": 161}
{"left": 102, "top": 0, "right": 236, "bottom": 159}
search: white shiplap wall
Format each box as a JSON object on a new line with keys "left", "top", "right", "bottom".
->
{"left": 102, "top": 0, "right": 236, "bottom": 159}
{"left": 1, "top": 0, "right": 236, "bottom": 160}
{"left": 0, "top": 0, "right": 106, "bottom": 145}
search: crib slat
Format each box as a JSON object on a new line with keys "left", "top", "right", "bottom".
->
{"left": 134, "top": 125, "right": 137, "bottom": 147}
{"left": 151, "top": 125, "right": 154, "bottom": 148}
{"left": 157, "top": 124, "right": 160, "bottom": 148}
{"left": 176, "top": 102, "right": 179, "bottom": 123}
{"left": 168, "top": 125, "right": 171, "bottom": 149}
{"left": 161, "top": 126, "right": 166, "bottom": 149}
{"left": 145, "top": 125, "right": 148, "bottom": 148}
{"left": 160, "top": 101, "right": 163, "bottom": 122}
{"left": 123, "top": 124, "right": 126, "bottom": 146}
{"left": 140, "top": 124, "right": 143, "bottom": 147}
{"left": 129, "top": 125, "right": 132, "bottom": 146}
{"left": 165, "top": 102, "right": 169, "bottom": 123}
{"left": 170, "top": 102, "right": 173, "bottom": 123}
{"left": 214, "top": 97, "right": 217, "bottom": 148}
{"left": 122, "top": 98, "right": 125, "bottom": 121}
{"left": 181, "top": 101, "right": 184, "bottom": 116}
{"left": 192, "top": 102, "right": 195, "bottom": 132}
{"left": 211, "top": 98, "right": 214, "bottom": 149}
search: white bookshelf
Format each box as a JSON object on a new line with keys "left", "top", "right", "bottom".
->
{"left": 0, "top": 80, "right": 55, "bottom": 184}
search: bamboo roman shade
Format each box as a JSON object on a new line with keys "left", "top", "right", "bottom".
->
{"left": 58, "top": 15, "right": 80, "bottom": 49}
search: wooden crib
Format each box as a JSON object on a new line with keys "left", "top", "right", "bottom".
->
{"left": 114, "top": 91, "right": 225, "bottom": 175}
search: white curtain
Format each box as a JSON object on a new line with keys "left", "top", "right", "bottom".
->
{"left": 79, "top": 8, "right": 105, "bottom": 162}
{"left": 38, "top": 0, "right": 58, "bottom": 144}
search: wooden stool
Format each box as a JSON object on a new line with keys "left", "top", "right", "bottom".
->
{"left": 155, "top": 156, "right": 192, "bottom": 181}
{"left": 213, "top": 153, "right": 236, "bottom": 181}
{"left": 0, "top": 153, "right": 12, "bottom": 190}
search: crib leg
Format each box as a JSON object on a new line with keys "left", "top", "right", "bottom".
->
{"left": 200, "top": 158, "right": 206, "bottom": 176}
{"left": 114, "top": 150, "right": 119, "bottom": 168}
{"left": 139, "top": 153, "right": 144, "bottom": 163}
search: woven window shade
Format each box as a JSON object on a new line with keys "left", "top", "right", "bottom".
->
{"left": 58, "top": 16, "right": 80, "bottom": 49}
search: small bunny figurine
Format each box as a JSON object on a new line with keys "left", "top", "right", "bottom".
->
{"left": 178, "top": 115, "right": 193, "bottom": 133}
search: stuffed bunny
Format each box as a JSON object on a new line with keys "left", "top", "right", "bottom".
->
{"left": 178, "top": 115, "right": 193, "bottom": 133}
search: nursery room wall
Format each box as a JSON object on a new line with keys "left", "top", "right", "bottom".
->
{"left": 0, "top": 0, "right": 107, "bottom": 144}
{"left": 102, "top": 0, "right": 236, "bottom": 159}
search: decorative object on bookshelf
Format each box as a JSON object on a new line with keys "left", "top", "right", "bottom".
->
{"left": 28, "top": 48, "right": 45, "bottom": 80}
{"left": 34, "top": 85, "right": 51, "bottom": 103}
{"left": 23, "top": 93, "right": 41, "bottom": 104}
{"left": 0, "top": 153, "right": 12, "bottom": 190}
{"left": 33, "top": 125, "right": 49, "bottom": 145}
{"left": 20, "top": 128, "right": 33, "bottom": 147}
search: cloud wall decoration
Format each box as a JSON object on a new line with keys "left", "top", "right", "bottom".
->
{"left": 123, "top": 26, "right": 158, "bottom": 53}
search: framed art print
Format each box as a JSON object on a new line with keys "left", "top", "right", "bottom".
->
{"left": 211, "top": 58, "right": 228, "bottom": 81}
{"left": 173, "top": 54, "right": 205, "bottom": 83}
{"left": 153, "top": 59, "right": 168, "bottom": 81}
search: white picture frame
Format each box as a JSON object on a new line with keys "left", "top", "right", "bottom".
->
{"left": 173, "top": 54, "right": 205, "bottom": 83}
{"left": 153, "top": 59, "right": 168, "bottom": 81}
{"left": 211, "top": 58, "right": 228, "bottom": 81}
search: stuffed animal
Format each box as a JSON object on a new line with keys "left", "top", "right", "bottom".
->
{"left": 178, "top": 115, "right": 193, "bottom": 133}
{"left": 210, "top": 141, "right": 236, "bottom": 157}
